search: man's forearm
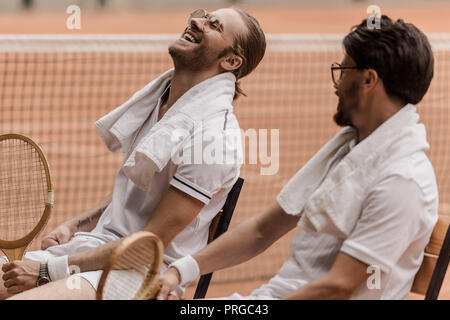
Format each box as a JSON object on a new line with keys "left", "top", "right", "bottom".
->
{"left": 68, "top": 239, "right": 121, "bottom": 273}
{"left": 66, "top": 194, "right": 112, "bottom": 233}
{"left": 195, "top": 216, "right": 268, "bottom": 275}
{"left": 196, "top": 202, "right": 298, "bottom": 276}
{"left": 282, "top": 278, "right": 352, "bottom": 300}
{"left": 282, "top": 252, "right": 370, "bottom": 300}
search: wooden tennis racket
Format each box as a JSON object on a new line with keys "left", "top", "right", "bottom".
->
{"left": 96, "top": 231, "right": 164, "bottom": 300}
{"left": 0, "top": 133, "right": 53, "bottom": 262}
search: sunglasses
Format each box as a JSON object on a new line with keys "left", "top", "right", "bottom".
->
{"left": 187, "top": 9, "right": 224, "bottom": 34}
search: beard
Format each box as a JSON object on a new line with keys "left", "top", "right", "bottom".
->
{"left": 333, "top": 80, "right": 360, "bottom": 127}
{"left": 333, "top": 98, "right": 352, "bottom": 127}
{"left": 168, "top": 40, "right": 218, "bottom": 72}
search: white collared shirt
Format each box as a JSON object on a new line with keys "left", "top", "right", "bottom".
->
{"left": 78, "top": 83, "right": 242, "bottom": 268}
{"left": 251, "top": 143, "right": 438, "bottom": 300}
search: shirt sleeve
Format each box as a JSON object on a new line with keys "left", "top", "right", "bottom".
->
{"left": 340, "top": 174, "right": 427, "bottom": 274}
{"left": 169, "top": 126, "right": 241, "bottom": 204}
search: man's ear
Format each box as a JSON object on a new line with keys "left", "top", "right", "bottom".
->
{"left": 220, "top": 54, "right": 243, "bottom": 73}
{"left": 362, "top": 69, "right": 378, "bottom": 90}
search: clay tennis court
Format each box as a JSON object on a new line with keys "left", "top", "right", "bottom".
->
{"left": 1, "top": 1, "right": 449, "bottom": 299}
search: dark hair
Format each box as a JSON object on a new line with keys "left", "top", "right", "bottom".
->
{"left": 343, "top": 15, "right": 434, "bottom": 105}
{"left": 221, "top": 8, "right": 266, "bottom": 100}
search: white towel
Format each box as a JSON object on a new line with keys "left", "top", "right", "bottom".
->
{"left": 95, "top": 68, "right": 236, "bottom": 189}
{"left": 277, "top": 104, "right": 430, "bottom": 239}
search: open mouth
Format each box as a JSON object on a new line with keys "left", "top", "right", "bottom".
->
{"left": 182, "top": 30, "right": 201, "bottom": 44}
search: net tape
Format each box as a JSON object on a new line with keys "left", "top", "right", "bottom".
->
{"left": 0, "top": 33, "right": 449, "bottom": 52}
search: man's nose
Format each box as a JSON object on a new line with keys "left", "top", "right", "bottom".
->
{"left": 189, "top": 17, "right": 205, "bottom": 32}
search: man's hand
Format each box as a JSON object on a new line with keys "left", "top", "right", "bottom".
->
{"left": 1, "top": 260, "right": 41, "bottom": 295}
{"left": 41, "top": 223, "right": 74, "bottom": 250}
{"left": 155, "top": 267, "right": 181, "bottom": 300}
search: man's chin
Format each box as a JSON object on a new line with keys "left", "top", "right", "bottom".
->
{"left": 168, "top": 43, "right": 189, "bottom": 66}
{"left": 333, "top": 111, "right": 351, "bottom": 127}
{"left": 168, "top": 40, "right": 184, "bottom": 56}
{"left": 168, "top": 44, "right": 216, "bottom": 73}
{"left": 333, "top": 113, "right": 343, "bottom": 127}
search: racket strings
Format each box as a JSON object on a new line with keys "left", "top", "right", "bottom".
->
{"left": 102, "top": 239, "right": 158, "bottom": 300}
{"left": 103, "top": 243, "right": 156, "bottom": 299}
{"left": 0, "top": 138, "right": 48, "bottom": 240}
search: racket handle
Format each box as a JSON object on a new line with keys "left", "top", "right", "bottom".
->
{"left": 147, "top": 284, "right": 161, "bottom": 300}
{"left": 2, "top": 247, "right": 26, "bottom": 262}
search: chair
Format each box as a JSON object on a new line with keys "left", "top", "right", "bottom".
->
{"left": 411, "top": 215, "right": 450, "bottom": 300}
{"left": 193, "top": 177, "right": 244, "bottom": 299}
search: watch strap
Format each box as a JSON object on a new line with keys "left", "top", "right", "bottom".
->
{"left": 40, "top": 262, "right": 50, "bottom": 278}
{"left": 36, "top": 262, "right": 51, "bottom": 286}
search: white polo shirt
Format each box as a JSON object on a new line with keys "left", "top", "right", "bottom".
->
{"left": 20, "top": 83, "right": 242, "bottom": 294}
{"left": 79, "top": 84, "right": 242, "bottom": 266}
{"left": 248, "top": 142, "right": 438, "bottom": 300}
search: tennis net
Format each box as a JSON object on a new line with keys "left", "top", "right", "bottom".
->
{"left": 1, "top": 34, "right": 449, "bottom": 283}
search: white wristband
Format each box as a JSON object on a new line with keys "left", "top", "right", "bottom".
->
{"left": 168, "top": 255, "right": 200, "bottom": 286}
{"left": 47, "top": 255, "right": 70, "bottom": 281}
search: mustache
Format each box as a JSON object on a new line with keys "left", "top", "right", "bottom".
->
{"left": 182, "top": 23, "right": 203, "bottom": 38}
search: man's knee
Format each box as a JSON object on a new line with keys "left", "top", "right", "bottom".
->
{"left": 7, "top": 276, "right": 96, "bottom": 300}
{"left": 60, "top": 275, "right": 96, "bottom": 299}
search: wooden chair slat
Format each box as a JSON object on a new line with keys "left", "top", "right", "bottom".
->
{"left": 411, "top": 215, "right": 450, "bottom": 299}
{"left": 425, "top": 215, "right": 450, "bottom": 255}
{"left": 411, "top": 253, "right": 438, "bottom": 295}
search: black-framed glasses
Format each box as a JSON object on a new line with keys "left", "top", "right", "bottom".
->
{"left": 187, "top": 9, "right": 224, "bottom": 34}
{"left": 331, "top": 62, "right": 366, "bottom": 86}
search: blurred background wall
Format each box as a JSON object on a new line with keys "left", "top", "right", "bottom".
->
{"left": 1, "top": 0, "right": 448, "bottom": 12}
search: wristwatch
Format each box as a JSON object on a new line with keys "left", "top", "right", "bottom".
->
{"left": 36, "top": 262, "right": 51, "bottom": 287}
